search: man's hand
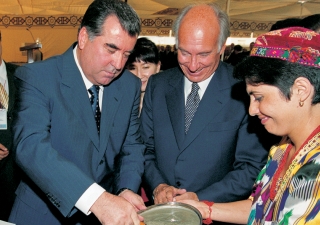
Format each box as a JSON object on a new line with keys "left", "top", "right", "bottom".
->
{"left": 153, "top": 183, "right": 186, "bottom": 204}
{"left": 90, "top": 191, "right": 142, "bottom": 225}
{"left": 118, "top": 189, "right": 147, "bottom": 211}
{"left": 0, "top": 143, "right": 9, "bottom": 160}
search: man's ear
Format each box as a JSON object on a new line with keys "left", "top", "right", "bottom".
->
{"left": 219, "top": 43, "right": 227, "bottom": 55}
{"left": 78, "top": 27, "right": 89, "bottom": 50}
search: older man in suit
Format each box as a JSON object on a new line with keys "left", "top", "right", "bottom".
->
{"left": 140, "top": 2, "right": 273, "bottom": 213}
{"left": 9, "top": 1, "right": 146, "bottom": 225}
{"left": 0, "top": 31, "right": 20, "bottom": 221}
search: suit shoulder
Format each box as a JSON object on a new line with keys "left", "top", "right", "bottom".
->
{"left": 15, "top": 54, "right": 63, "bottom": 79}
{"left": 121, "top": 69, "right": 140, "bottom": 82}
{"left": 118, "top": 69, "right": 141, "bottom": 86}
{"left": 218, "top": 61, "right": 234, "bottom": 76}
{"left": 152, "top": 67, "right": 181, "bottom": 82}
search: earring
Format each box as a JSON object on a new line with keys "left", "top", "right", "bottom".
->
{"left": 299, "top": 99, "right": 304, "bottom": 107}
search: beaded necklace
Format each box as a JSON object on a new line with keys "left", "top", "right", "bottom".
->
{"left": 269, "top": 125, "right": 320, "bottom": 201}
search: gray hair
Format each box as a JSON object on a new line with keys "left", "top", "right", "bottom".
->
{"left": 173, "top": 2, "right": 230, "bottom": 52}
{"left": 79, "top": 0, "right": 141, "bottom": 40}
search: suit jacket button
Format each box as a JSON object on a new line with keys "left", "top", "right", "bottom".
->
{"left": 176, "top": 181, "right": 181, "bottom": 187}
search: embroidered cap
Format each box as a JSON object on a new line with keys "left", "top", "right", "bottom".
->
{"left": 250, "top": 26, "right": 320, "bottom": 68}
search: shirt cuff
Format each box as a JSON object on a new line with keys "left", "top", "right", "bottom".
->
{"left": 75, "top": 183, "right": 105, "bottom": 215}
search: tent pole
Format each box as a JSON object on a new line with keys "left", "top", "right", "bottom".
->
{"left": 226, "top": 0, "right": 230, "bottom": 15}
{"left": 300, "top": 3, "right": 303, "bottom": 18}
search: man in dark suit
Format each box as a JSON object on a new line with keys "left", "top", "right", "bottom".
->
{"left": 9, "top": 1, "right": 146, "bottom": 225}
{"left": 0, "top": 31, "right": 20, "bottom": 221}
{"left": 140, "top": 2, "right": 271, "bottom": 211}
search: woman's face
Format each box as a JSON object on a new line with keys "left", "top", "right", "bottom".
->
{"left": 246, "top": 83, "right": 300, "bottom": 137}
{"left": 129, "top": 61, "right": 160, "bottom": 92}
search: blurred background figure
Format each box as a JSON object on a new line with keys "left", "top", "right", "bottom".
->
{"left": 160, "top": 44, "right": 175, "bottom": 70}
{"left": 126, "top": 37, "right": 161, "bottom": 113}
{"left": 243, "top": 41, "right": 255, "bottom": 56}
{"left": 0, "top": 31, "right": 20, "bottom": 222}
{"left": 225, "top": 44, "right": 247, "bottom": 66}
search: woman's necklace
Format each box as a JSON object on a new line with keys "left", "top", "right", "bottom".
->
{"left": 269, "top": 125, "right": 320, "bottom": 201}
{"left": 269, "top": 144, "right": 293, "bottom": 201}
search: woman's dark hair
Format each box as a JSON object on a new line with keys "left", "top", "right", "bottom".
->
{"left": 234, "top": 57, "right": 320, "bottom": 104}
{"left": 79, "top": 0, "right": 141, "bottom": 39}
{"left": 126, "top": 37, "right": 160, "bottom": 68}
{"left": 299, "top": 14, "right": 320, "bottom": 33}
{"left": 269, "top": 18, "right": 301, "bottom": 31}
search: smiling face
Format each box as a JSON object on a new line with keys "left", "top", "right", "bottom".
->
{"left": 177, "top": 6, "right": 225, "bottom": 83}
{"left": 246, "top": 83, "right": 300, "bottom": 137}
{"left": 128, "top": 61, "right": 160, "bottom": 92}
{"left": 77, "top": 15, "right": 137, "bottom": 86}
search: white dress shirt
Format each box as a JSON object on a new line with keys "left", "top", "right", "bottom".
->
{"left": 184, "top": 73, "right": 214, "bottom": 104}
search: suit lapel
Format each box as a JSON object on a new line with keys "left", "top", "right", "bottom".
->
{"left": 181, "top": 63, "right": 232, "bottom": 150}
{"left": 166, "top": 69, "right": 185, "bottom": 150}
{"left": 60, "top": 45, "right": 100, "bottom": 150}
{"left": 99, "top": 79, "right": 122, "bottom": 159}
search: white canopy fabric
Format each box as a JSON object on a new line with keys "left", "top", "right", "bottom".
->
{"left": 1, "top": 0, "right": 320, "bottom": 22}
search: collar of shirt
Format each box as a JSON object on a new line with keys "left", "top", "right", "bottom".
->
{"left": 184, "top": 73, "right": 214, "bottom": 104}
{"left": 73, "top": 45, "right": 103, "bottom": 110}
{"left": 0, "top": 60, "right": 8, "bottom": 93}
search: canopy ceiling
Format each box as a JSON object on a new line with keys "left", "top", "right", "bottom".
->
{"left": 1, "top": 0, "right": 320, "bottom": 23}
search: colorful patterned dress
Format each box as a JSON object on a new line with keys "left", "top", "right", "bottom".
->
{"left": 248, "top": 126, "right": 320, "bottom": 225}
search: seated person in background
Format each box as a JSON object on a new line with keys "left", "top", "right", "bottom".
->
{"left": 126, "top": 37, "right": 161, "bottom": 113}
{"left": 179, "top": 27, "right": 320, "bottom": 225}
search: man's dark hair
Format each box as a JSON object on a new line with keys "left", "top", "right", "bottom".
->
{"left": 234, "top": 57, "right": 320, "bottom": 104}
{"left": 79, "top": 0, "right": 141, "bottom": 39}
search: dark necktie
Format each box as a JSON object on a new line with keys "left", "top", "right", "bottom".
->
{"left": 88, "top": 85, "right": 101, "bottom": 134}
{"left": 185, "top": 82, "right": 200, "bottom": 133}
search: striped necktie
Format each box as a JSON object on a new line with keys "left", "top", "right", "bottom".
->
{"left": 0, "top": 83, "right": 8, "bottom": 109}
{"left": 88, "top": 85, "right": 101, "bottom": 134}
